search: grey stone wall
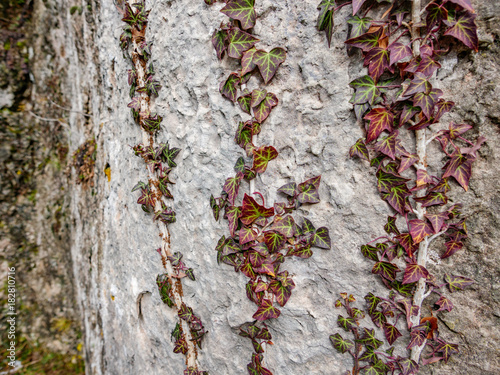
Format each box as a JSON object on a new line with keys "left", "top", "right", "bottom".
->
{"left": 12, "top": 0, "right": 500, "bottom": 374}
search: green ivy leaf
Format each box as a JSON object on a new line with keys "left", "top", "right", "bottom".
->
{"left": 349, "top": 75, "right": 381, "bottom": 106}
{"left": 253, "top": 48, "right": 286, "bottom": 84}
{"left": 372, "top": 261, "right": 399, "bottom": 282}
{"left": 337, "top": 314, "right": 355, "bottom": 331}
{"left": 330, "top": 333, "right": 354, "bottom": 354}
{"left": 347, "top": 15, "right": 371, "bottom": 38}
{"left": 234, "top": 157, "right": 246, "bottom": 173}
{"left": 178, "top": 303, "right": 194, "bottom": 322}
{"left": 357, "top": 327, "right": 383, "bottom": 350}
{"left": 361, "top": 244, "right": 379, "bottom": 261}
{"left": 221, "top": 0, "right": 256, "bottom": 31}
{"left": 365, "top": 293, "right": 381, "bottom": 313}
{"left": 226, "top": 205, "right": 242, "bottom": 237}
{"left": 156, "top": 274, "right": 174, "bottom": 308}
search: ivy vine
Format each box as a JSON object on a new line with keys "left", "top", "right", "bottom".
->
{"left": 206, "top": 1, "right": 332, "bottom": 374}
{"left": 317, "top": 0, "right": 484, "bottom": 374}
{"left": 119, "top": 1, "right": 207, "bottom": 374}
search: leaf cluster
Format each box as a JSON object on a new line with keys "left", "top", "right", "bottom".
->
{"left": 317, "top": 1, "right": 482, "bottom": 373}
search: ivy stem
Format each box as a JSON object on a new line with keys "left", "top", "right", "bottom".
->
{"left": 126, "top": 0, "right": 198, "bottom": 367}
{"left": 409, "top": 0, "right": 428, "bottom": 364}
{"left": 334, "top": 1, "right": 352, "bottom": 13}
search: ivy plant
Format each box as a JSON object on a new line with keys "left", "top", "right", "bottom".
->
{"left": 119, "top": 1, "right": 207, "bottom": 374}
{"left": 206, "top": 1, "right": 332, "bottom": 374}
{"left": 317, "top": 0, "right": 483, "bottom": 373}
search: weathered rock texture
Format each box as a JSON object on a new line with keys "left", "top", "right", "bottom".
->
{"left": 2, "top": 0, "right": 500, "bottom": 374}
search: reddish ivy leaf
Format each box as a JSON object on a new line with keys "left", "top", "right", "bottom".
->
{"left": 445, "top": 274, "right": 474, "bottom": 293}
{"left": 424, "top": 213, "right": 448, "bottom": 235}
{"left": 350, "top": 138, "right": 370, "bottom": 160}
{"left": 212, "top": 28, "right": 227, "bottom": 60}
{"left": 404, "top": 72, "right": 431, "bottom": 96}
{"left": 388, "top": 42, "right": 412, "bottom": 66}
{"left": 365, "top": 47, "right": 391, "bottom": 81}
{"left": 442, "top": 152, "right": 473, "bottom": 191}
{"left": 241, "top": 47, "right": 257, "bottom": 75}
{"left": 226, "top": 206, "right": 242, "bottom": 237}
{"left": 220, "top": 73, "right": 240, "bottom": 102}
{"left": 409, "top": 219, "right": 433, "bottom": 244}
{"left": 311, "top": 227, "right": 331, "bottom": 249}
{"left": 271, "top": 215, "right": 296, "bottom": 238}
{"left": 364, "top": 107, "right": 394, "bottom": 143}
{"left": 241, "top": 259, "right": 257, "bottom": 279}
{"left": 221, "top": 0, "right": 256, "bottom": 31}
{"left": 288, "top": 244, "right": 313, "bottom": 258}
{"left": 435, "top": 296, "right": 454, "bottom": 312}
{"left": 361, "top": 244, "right": 379, "bottom": 261}
{"left": 382, "top": 184, "right": 411, "bottom": 215}
{"left": 383, "top": 323, "right": 402, "bottom": 345}
{"left": 240, "top": 226, "right": 258, "bottom": 245}
{"left": 426, "top": 2, "right": 448, "bottom": 31}
{"left": 263, "top": 231, "right": 285, "bottom": 253}
{"left": 444, "top": 12, "right": 478, "bottom": 52}
{"left": 398, "top": 358, "right": 419, "bottom": 375}
{"left": 435, "top": 339, "right": 460, "bottom": 363}
{"left": 237, "top": 94, "right": 252, "bottom": 114}
{"left": 415, "top": 55, "right": 441, "bottom": 77}
{"left": 253, "top": 93, "right": 278, "bottom": 123}
{"left": 269, "top": 278, "right": 295, "bottom": 307}
{"left": 240, "top": 194, "right": 274, "bottom": 225}
{"left": 252, "top": 299, "right": 281, "bottom": 321}
{"left": 248, "top": 249, "right": 267, "bottom": 268}
{"left": 374, "top": 131, "right": 398, "bottom": 160}
{"left": 414, "top": 191, "right": 448, "bottom": 207}
{"left": 402, "top": 263, "right": 430, "bottom": 284}
{"left": 297, "top": 183, "right": 320, "bottom": 204}
{"left": 253, "top": 48, "right": 287, "bottom": 84}
{"left": 227, "top": 27, "right": 259, "bottom": 59}
{"left": 372, "top": 261, "right": 400, "bottom": 282}
{"left": 345, "top": 27, "right": 383, "bottom": 52}
{"left": 251, "top": 89, "right": 267, "bottom": 107}
{"left": 277, "top": 182, "right": 297, "bottom": 197}
{"left": 223, "top": 172, "right": 244, "bottom": 205}
{"left": 352, "top": 0, "right": 368, "bottom": 15}
{"left": 442, "top": 240, "right": 463, "bottom": 259}
{"left": 399, "top": 153, "right": 419, "bottom": 173}
{"left": 413, "top": 88, "right": 443, "bottom": 119}
{"left": 252, "top": 146, "right": 278, "bottom": 174}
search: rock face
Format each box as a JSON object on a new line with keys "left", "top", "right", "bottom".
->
{"left": 3, "top": 0, "right": 499, "bottom": 374}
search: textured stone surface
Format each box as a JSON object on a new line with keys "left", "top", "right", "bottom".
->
{"left": 7, "top": 0, "right": 499, "bottom": 374}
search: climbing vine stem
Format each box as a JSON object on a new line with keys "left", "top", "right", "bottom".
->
{"left": 119, "top": 1, "right": 207, "bottom": 374}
